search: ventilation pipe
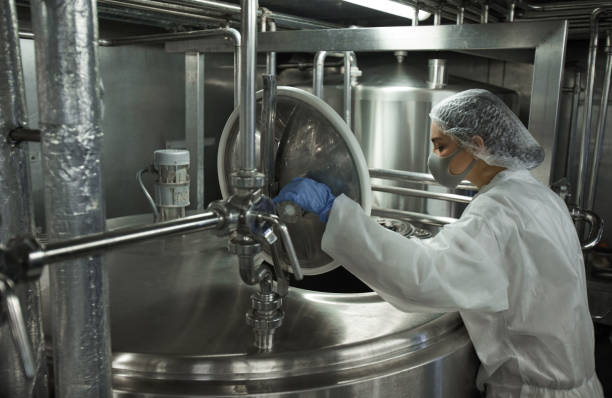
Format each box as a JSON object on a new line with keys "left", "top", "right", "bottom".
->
{"left": 30, "top": 0, "right": 112, "bottom": 397}
{"left": 0, "top": 1, "right": 48, "bottom": 397}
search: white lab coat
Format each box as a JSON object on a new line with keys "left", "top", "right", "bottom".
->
{"left": 322, "top": 169, "right": 604, "bottom": 398}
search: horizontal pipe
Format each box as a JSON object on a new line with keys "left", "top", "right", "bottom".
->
{"left": 372, "top": 184, "right": 473, "bottom": 204}
{"left": 369, "top": 168, "right": 477, "bottom": 191}
{"left": 371, "top": 207, "right": 457, "bottom": 227}
{"left": 103, "top": 26, "right": 240, "bottom": 45}
{"left": 156, "top": 0, "right": 340, "bottom": 29}
{"left": 99, "top": 0, "right": 232, "bottom": 25}
{"left": 8, "top": 127, "right": 41, "bottom": 143}
{"left": 523, "top": 1, "right": 612, "bottom": 12}
{"left": 28, "top": 211, "right": 222, "bottom": 268}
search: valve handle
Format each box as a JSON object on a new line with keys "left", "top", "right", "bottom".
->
{"left": 0, "top": 275, "right": 35, "bottom": 378}
{"left": 569, "top": 207, "right": 604, "bottom": 251}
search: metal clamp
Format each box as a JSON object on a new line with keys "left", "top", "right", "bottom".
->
{"left": 569, "top": 207, "right": 605, "bottom": 251}
{"left": 0, "top": 275, "right": 35, "bottom": 379}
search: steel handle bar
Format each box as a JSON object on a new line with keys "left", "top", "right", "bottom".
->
{"left": 372, "top": 184, "right": 473, "bottom": 204}
{"left": 369, "top": 168, "right": 477, "bottom": 191}
{"left": 26, "top": 211, "right": 223, "bottom": 268}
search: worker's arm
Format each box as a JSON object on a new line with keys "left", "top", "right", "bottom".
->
{"left": 321, "top": 194, "right": 510, "bottom": 313}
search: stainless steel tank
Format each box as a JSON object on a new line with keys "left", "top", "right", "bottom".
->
{"left": 352, "top": 59, "right": 519, "bottom": 215}
{"left": 278, "top": 57, "right": 519, "bottom": 216}
{"left": 40, "top": 214, "right": 480, "bottom": 397}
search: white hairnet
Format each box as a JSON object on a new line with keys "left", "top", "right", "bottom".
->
{"left": 429, "top": 89, "right": 544, "bottom": 170}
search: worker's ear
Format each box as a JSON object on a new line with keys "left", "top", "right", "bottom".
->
{"left": 471, "top": 135, "right": 485, "bottom": 152}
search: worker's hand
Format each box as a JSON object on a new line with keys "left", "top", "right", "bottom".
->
{"left": 273, "top": 177, "right": 336, "bottom": 223}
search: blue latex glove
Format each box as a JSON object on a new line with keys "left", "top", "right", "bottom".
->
{"left": 273, "top": 177, "right": 336, "bottom": 223}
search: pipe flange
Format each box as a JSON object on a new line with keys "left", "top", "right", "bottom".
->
{"left": 230, "top": 170, "right": 266, "bottom": 190}
{"left": 250, "top": 293, "right": 283, "bottom": 312}
{"left": 246, "top": 310, "right": 284, "bottom": 330}
{"left": 207, "top": 200, "right": 240, "bottom": 236}
{"left": 228, "top": 234, "right": 262, "bottom": 256}
{"left": 0, "top": 237, "right": 43, "bottom": 283}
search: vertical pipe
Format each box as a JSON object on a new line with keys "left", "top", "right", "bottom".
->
{"left": 266, "top": 20, "right": 277, "bottom": 76}
{"left": 30, "top": 1, "right": 112, "bottom": 397}
{"left": 434, "top": 7, "right": 442, "bottom": 25}
{"left": 0, "top": 1, "right": 48, "bottom": 397}
{"left": 586, "top": 30, "right": 612, "bottom": 210}
{"left": 565, "top": 69, "right": 582, "bottom": 180}
{"left": 227, "top": 28, "right": 241, "bottom": 108}
{"left": 481, "top": 2, "right": 490, "bottom": 23}
{"left": 261, "top": 74, "right": 277, "bottom": 196}
{"left": 344, "top": 51, "right": 352, "bottom": 129}
{"left": 577, "top": 8, "right": 606, "bottom": 207}
{"left": 240, "top": 0, "right": 258, "bottom": 171}
{"left": 313, "top": 51, "right": 327, "bottom": 99}
{"left": 413, "top": 2, "right": 420, "bottom": 26}
{"left": 507, "top": 1, "right": 516, "bottom": 22}
{"left": 456, "top": 1, "right": 465, "bottom": 24}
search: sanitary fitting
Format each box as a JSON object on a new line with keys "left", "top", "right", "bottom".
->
{"left": 0, "top": 237, "right": 44, "bottom": 283}
{"left": 246, "top": 290, "right": 284, "bottom": 352}
{"left": 230, "top": 169, "right": 266, "bottom": 190}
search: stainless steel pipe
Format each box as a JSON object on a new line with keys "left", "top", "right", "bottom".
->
{"left": 99, "top": 0, "right": 232, "bottom": 25}
{"left": 313, "top": 51, "right": 357, "bottom": 126}
{"left": 369, "top": 168, "right": 477, "bottom": 191}
{"left": 577, "top": 7, "right": 612, "bottom": 208}
{"left": 371, "top": 207, "right": 457, "bottom": 227}
{"left": 240, "top": 0, "right": 257, "bottom": 172}
{"left": 0, "top": 1, "right": 47, "bottom": 396}
{"left": 343, "top": 51, "right": 352, "bottom": 129}
{"left": 164, "top": 0, "right": 340, "bottom": 29}
{"left": 524, "top": 1, "right": 612, "bottom": 12}
{"left": 586, "top": 30, "right": 612, "bottom": 209}
{"left": 261, "top": 74, "right": 277, "bottom": 196}
{"left": 260, "top": 10, "right": 276, "bottom": 76}
{"left": 372, "top": 184, "right": 473, "bottom": 204}
{"left": 27, "top": 211, "right": 222, "bottom": 268}
{"left": 565, "top": 69, "right": 582, "bottom": 180}
{"left": 30, "top": 0, "right": 111, "bottom": 396}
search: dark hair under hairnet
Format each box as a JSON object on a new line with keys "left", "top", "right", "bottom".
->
{"left": 429, "top": 89, "right": 544, "bottom": 170}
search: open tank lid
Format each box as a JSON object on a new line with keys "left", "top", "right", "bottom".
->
{"left": 218, "top": 86, "right": 372, "bottom": 275}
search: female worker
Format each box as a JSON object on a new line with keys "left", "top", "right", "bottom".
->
{"left": 274, "top": 89, "right": 603, "bottom": 397}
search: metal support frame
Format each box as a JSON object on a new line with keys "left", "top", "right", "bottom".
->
{"left": 185, "top": 52, "right": 206, "bottom": 209}
{"left": 166, "top": 21, "right": 568, "bottom": 184}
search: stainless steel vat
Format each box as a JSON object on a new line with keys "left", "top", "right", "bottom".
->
{"left": 279, "top": 58, "right": 519, "bottom": 217}
{"left": 42, "top": 214, "right": 480, "bottom": 397}
{"left": 352, "top": 60, "right": 518, "bottom": 216}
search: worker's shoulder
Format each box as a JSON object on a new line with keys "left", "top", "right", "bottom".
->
{"left": 470, "top": 172, "right": 566, "bottom": 225}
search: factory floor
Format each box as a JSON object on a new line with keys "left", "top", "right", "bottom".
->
{"left": 596, "top": 323, "right": 612, "bottom": 397}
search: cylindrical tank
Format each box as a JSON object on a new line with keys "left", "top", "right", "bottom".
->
{"left": 352, "top": 58, "right": 519, "bottom": 216}
{"left": 278, "top": 56, "right": 519, "bottom": 217}
{"left": 41, "top": 214, "right": 480, "bottom": 397}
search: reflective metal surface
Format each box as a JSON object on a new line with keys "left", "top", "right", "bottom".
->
{"left": 353, "top": 61, "right": 516, "bottom": 215}
{"left": 30, "top": 0, "right": 112, "bottom": 396}
{"left": 41, "top": 214, "right": 479, "bottom": 397}
{"left": 167, "top": 21, "right": 567, "bottom": 184}
{"left": 218, "top": 87, "right": 371, "bottom": 275}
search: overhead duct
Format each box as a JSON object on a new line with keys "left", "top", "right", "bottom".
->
{"left": 30, "top": 0, "right": 112, "bottom": 397}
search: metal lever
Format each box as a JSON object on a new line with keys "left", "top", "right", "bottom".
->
{"left": 0, "top": 275, "right": 35, "bottom": 378}
{"left": 256, "top": 212, "right": 304, "bottom": 280}
{"left": 569, "top": 207, "right": 605, "bottom": 251}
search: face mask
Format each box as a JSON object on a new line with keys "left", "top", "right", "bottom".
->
{"left": 428, "top": 149, "right": 478, "bottom": 189}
